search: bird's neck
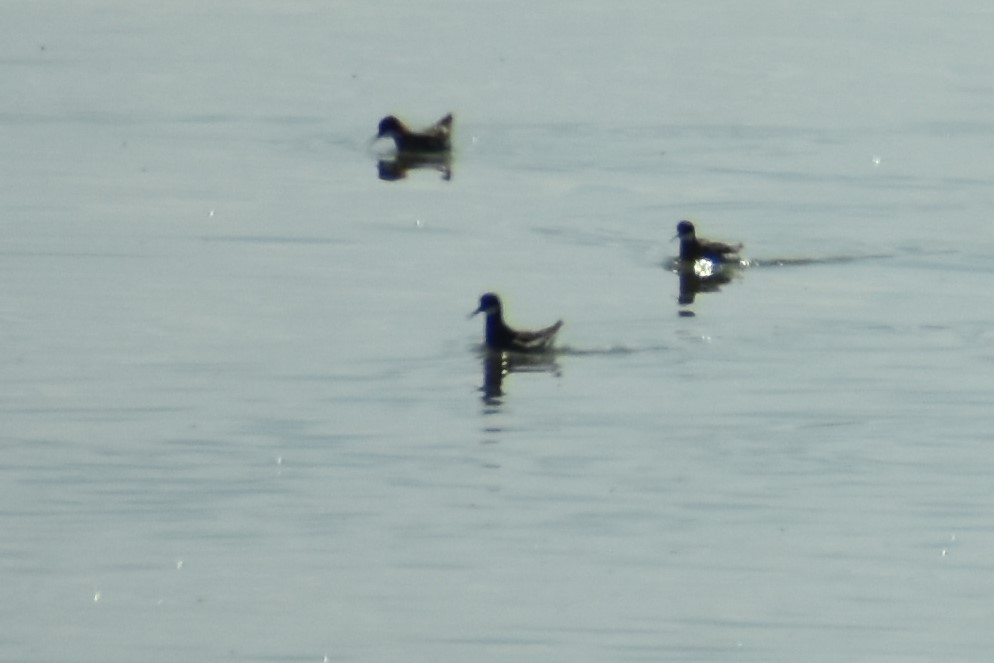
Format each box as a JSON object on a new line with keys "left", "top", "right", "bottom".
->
{"left": 484, "top": 313, "right": 511, "bottom": 346}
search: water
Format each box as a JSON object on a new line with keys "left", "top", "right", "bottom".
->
{"left": 3, "top": 2, "right": 994, "bottom": 662}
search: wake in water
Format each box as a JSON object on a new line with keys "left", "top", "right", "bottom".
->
{"left": 473, "top": 342, "right": 667, "bottom": 361}
{"left": 664, "top": 252, "right": 892, "bottom": 273}
{"left": 475, "top": 343, "right": 668, "bottom": 404}
{"left": 664, "top": 252, "right": 893, "bottom": 312}
{"left": 741, "top": 254, "right": 894, "bottom": 268}
{"left": 553, "top": 343, "right": 670, "bottom": 356}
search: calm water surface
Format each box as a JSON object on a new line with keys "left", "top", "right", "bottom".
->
{"left": 3, "top": 2, "right": 994, "bottom": 662}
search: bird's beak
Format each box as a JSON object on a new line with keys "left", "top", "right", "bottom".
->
{"left": 468, "top": 306, "right": 483, "bottom": 319}
{"left": 671, "top": 232, "right": 680, "bottom": 241}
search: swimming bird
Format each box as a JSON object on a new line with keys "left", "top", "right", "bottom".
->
{"left": 375, "top": 113, "right": 453, "bottom": 153}
{"left": 470, "top": 293, "right": 563, "bottom": 353}
{"left": 673, "top": 220, "right": 742, "bottom": 262}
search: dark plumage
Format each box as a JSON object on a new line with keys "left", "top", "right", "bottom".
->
{"left": 471, "top": 293, "right": 563, "bottom": 353}
{"left": 673, "top": 220, "right": 742, "bottom": 262}
{"left": 375, "top": 113, "right": 453, "bottom": 153}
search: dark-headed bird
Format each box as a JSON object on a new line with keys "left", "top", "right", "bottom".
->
{"left": 673, "top": 220, "right": 742, "bottom": 263}
{"left": 471, "top": 293, "right": 563, "bottom": 353}
{"left": 375, "top": 113, "right": 453, "bottom": 153}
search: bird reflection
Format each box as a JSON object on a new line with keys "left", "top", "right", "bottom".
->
{"left": 480, "top": 349, "right": 560, "bottom": 405}
{"left": 673, "top": 258, "right": 740, "bottom": 312}
{"left": 377, "top": 153, "right": 452, "bottom": 181}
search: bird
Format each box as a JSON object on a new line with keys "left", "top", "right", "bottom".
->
{"left": 673, "top": 220, "right": 742, "bottom": 262}
{"left": 470, "top": 293, "right": 563, "bottom": 353}
{"left": 374, "top": 113, "right": 453, "bottom": 153}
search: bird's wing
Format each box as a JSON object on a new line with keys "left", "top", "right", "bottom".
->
{"left": 513, "top": 320, "right": 564, "bottom": 350}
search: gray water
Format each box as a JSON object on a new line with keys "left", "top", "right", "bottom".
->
{"left": 3, "top": 3, "right": 994, "bottom": 662}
